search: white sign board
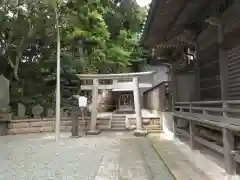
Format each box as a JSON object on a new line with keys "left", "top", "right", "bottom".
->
{"left": 78, "top": 96, "right": 87, "bottom": 108}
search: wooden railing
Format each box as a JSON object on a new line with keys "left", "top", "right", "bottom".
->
{"left": 173, "top": 100, "right": 240, "bottom": 174}
{"left": 174, "top": 100, "right": 240, "bottom": 129}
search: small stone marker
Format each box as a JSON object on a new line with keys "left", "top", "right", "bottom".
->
{"left": 60, "top": 108, "right": 64, "bottom": 118}
{"left": 61, "top": 108, "right": 69, "bottom": 118}
{"left": 47, "top": 108, "right": 54, "bottom": 118}
{"left": 64, "top": 110, "right": 69, "bottom": 118}
{"left": 17, "top": 103, "right": 26, "bottom": 118}
{"left": 0, "top": 75, "right": 9, "bottom": 110}
{"left": 32, "top": 104, "right": 43, "bottom": 118}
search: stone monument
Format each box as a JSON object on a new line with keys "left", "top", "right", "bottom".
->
{"left": 17, "top": 103, "right": 27, "bottom": 118}
{"left": 61, "top": 108, "right": 68, "bottom": 118}
{"left": 0, "top": 75, "right": 10, "bottom": 135}
{"left": 0, "top": 75, "right": 9, "bottom": 110}
{"left": 0, "top": 75, "right": 11, "bottom": 120}
{"left": 47, "top": 108, "right": 54, "bottom": 118}
{"left": 32, "top": 104, "right": 43, "bottom": 118}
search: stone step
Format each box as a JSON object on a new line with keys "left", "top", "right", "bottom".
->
{"left": 112, "top": 125, "right": 125, "bottom": 128}
{"left": 112, "top": 123, "right": 125, "bottom": 126}
{"left": 144, "top": 125, "right": 161, "bottom": 130}
{"left": 111, "top": 120, "right": 125, "bottom": 123}
{"left": 112, "top": 124, "right": 125, "bottom": 128}
{"left": 112, "top": 117, "right": 126, "bottom": 120}
{"left": 111, "top": 121, "right": 125, "bottom": 125}
{"left": 111, "top": 118, "right": 125, "bottom": 121}
{"left": 112, "top": 114, "right": 126, "bottom": 116}
{"left": 147, "top": 129, "right": 162, "bottom": 133}
{"left": 103, "top": 128, "right": 127, "bottom": 131}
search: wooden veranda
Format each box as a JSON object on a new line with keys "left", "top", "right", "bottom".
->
{"left": 142, "top": 0, "right": 240, "bottom": 174}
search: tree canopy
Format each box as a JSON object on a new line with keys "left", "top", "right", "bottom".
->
{"left": 0, "top": 0, "right": 150, "bottom": 110}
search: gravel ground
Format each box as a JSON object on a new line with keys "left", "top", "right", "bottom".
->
{"left": 0, "top": 132, "right": 174, "bottom": 180}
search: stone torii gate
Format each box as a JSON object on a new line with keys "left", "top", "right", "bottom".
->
{"left": 76, "top": 71, "right": 155, "bottom": 136}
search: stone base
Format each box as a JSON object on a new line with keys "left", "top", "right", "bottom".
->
{"left": 86, "top": 129, "right": 101, "bottom": 135}
{"left": 133, "top": 129, "right": 148, "bottom": 137}
{"left": 70, "top": 135, "right": 82, "bottom": 138}
{"left": 0, "top": 120, "right": 8, "bottom": 136}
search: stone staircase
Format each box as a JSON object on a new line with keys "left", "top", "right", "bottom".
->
{"left": 144, "top": 118, "right": 162, "bottom": 134}
{"left": 145, "top": 124, "right": 162, "bottom": 134}
{"left": 110, "top": 114, "right": 127, "bottom": 131}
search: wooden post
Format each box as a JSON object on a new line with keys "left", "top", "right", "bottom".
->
{"left": 216, "top": 23, "right": 236, "bottom": 174}
{"left": 222, "top": 128, "right": 236, "bottom": 174}
{"left": 223, "top": 102, "right": 228, "bottom": 118}
{"left": 71, "top": 106, "right": 80, "bottom": 138}
{"left": 189, "top": 103, "right": 196, "bottom": 148}
{"left": 173, "top": 116, "right": 178, "bottom": 138}
{"left": 189, "top": 120, "right": 196, "bottom": 149}
{"left": 171, "top": 65, "right": 177, "bottom": 111}
{"left": 86, "top": 78, "right": 100, "bottom": 135}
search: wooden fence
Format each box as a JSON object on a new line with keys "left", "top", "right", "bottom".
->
{"left": 174, "top": 100, "right": 240, "bottom": 174}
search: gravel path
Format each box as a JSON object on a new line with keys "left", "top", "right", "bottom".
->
{"left": 0, "top": 132, "right": 174, "bottom": 180}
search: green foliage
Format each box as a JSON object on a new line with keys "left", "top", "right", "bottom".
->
{"left": 0, "top": 0, "right": 150, "bottom": 109}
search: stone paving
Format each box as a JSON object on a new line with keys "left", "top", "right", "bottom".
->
{"left": 0, "top": 132, "right": 175, "bottom": 180}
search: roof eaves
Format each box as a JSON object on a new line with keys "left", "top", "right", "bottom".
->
{"left": 139, "top": 0, "right": 160, "bottom": 46}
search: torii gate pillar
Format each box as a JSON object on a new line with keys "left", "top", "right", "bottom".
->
{"left": 86, "top": 78, "right": 100, "bottom": 135}
{"left": 133, "top": 76, "right": 148, "bottom": 136}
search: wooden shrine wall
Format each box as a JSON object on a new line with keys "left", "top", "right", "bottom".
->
{"left": 198, "top": 43, "right": 221, "bottom": 100}
{"left": 227, "top": 45, "right": 240, "bottom": 100}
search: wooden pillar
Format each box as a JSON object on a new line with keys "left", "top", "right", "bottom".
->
{"left": 133, "top": 76, "right": 147, "bottom": 136}
{"left": 216, "top": 24, "right": 236, "bottom": 174}
{"left": 189, "top": 103, "right": 196, "bottom": 148}
{"left": 87, "top": 78, "right": 100, "bottom": 135}
{"left": 189, "top": 120, "right": 196, "bottom": 149}
{"left": 194, "top": 41, "right": 201, "bottom": 101}
{"left": 71, "top": 106, "right": 80, "bottom": 137}
{"left": 219, "top": 49, "right": 228, "bottom": 100}
{"left": 171, "top": 65, "right": 178, "bottom": 138}
{"left": 173, "top": 116, "right": 178, "bottom": 138}
{"left": 222, "top": 128, "right": 236, "bottom": 174}
{"left": 171, "top": 65, "right": 177, "bottom": 111}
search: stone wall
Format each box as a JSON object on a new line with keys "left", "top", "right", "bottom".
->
{"left": 126, "top": 116, "right": 161, "bottom": 131}
{"left": 6, "top": 116, "right": 161, "bottom": 135}
{"left": 0, "top": 120, "right": 8, "bottom": 135}
{"left": 7, "top": 117, "right": 109, "bottom": 135}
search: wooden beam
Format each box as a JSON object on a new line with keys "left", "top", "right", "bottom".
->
{"left": 176, "top": 128, "right": 189, "bottom": 137}
{"left": 174, "top": 106, "right": 240, "bottom": 113}
{"left": 177, "top": 111, "right": 240, "bottom": 127}
{"left": 173, "top": 112, "right": 240, "bottom": 131}
{"left": 222, "top": 128, "right": 236, "bottom": 174}
{"left": 194, "top": 136, "right": 224, "bottom": 154}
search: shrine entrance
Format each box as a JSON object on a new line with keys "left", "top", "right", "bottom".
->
{"left": 118, "top": 93, "right": 134, "bottom": 111}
